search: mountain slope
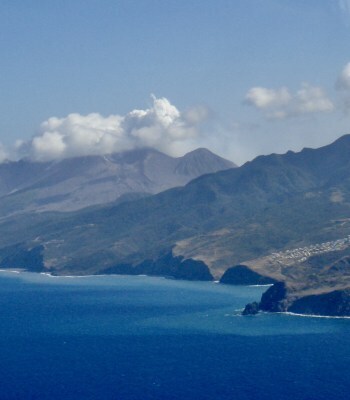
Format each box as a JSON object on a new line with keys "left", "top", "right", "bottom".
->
{"left": 0, "top": 148, "right": 235, "bottom": 214}
{"left": 0, "top": 135, "right": 349, "bottom": 279}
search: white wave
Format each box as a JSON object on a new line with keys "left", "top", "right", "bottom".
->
{"left": 55, "top": 274, "right": 98, "bottom": 278}
{"left": 40, "top": 272, "right": 98, "bottom": 278}
{"left": 248, "top": 284, "right": 273, "bottom": 287}
{"left": 281, "top": 311, "right": 350, "bottom": 320}
{"left": 0, "top": 269, "right": 21, "bottom": 274}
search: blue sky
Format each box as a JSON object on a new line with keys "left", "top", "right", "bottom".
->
{"left": 1, "top": 0, "right": 350, "bottom": 163}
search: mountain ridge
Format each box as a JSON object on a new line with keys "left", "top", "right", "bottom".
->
{"left": 0, "top": 135, "right": 349, "bottom": 287}
{"left": 0, "top": 147, "right": 235, "bottom": 214}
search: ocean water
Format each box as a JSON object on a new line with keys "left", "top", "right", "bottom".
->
{"left": 0, "top": 272, "right": 350, "bottom": 399}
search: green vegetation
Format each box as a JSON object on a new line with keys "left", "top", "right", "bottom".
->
{"left": 0, "top": 135, "right": 350, "bottom": 278}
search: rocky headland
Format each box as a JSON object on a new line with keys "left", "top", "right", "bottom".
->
{"left": 242, "top": 249, "right": 350, "bottom": 317}
{"left": 220, "top": 265, "right": 277, "bottom": 285}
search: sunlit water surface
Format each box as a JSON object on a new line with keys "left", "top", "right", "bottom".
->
{"left": 0, "top": 271, "right": 349, "bottom": 399}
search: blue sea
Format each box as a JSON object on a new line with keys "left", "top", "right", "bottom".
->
{"left": 0, "top": 272, "right": 350, "bottom": 399}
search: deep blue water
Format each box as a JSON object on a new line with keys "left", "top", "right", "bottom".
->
{"left": 1, "top": 272, "right": 350, "bottom": 399}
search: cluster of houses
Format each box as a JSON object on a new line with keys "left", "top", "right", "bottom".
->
{"left": 269, "top": 235, "right": 350, "bottom": 264}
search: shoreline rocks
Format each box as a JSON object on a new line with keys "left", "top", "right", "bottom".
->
{"left": 220, "top": 265, "right": 277, "bottom": 285}
{"left": 243, "top": 282, "right": 350, "bottom": 317}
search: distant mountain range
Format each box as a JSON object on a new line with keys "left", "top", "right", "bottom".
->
{"left": 1, "top": 135, "right": 350, "bottom": 315}
{"left": 0, "top": 147, "right": 235, "bottom": 214}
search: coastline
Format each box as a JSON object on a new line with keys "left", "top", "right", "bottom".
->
{"left": 3, "top": 269, "right": 350, "bottom": 319}
{"left": 281, "top": 311, "right": 350, "bottom": 320}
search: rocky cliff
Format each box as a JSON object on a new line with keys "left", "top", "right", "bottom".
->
{"left": 243, "top": 282, "right": 350, "bottom": 317}
{"left": 243, "top": 255, "right": 350, "bottom": 316}
{"left": 98, "top": 252, "right": 213, "bottom": 281}
{"left": 220, "top": 265, "right": 277, "bottom": 285}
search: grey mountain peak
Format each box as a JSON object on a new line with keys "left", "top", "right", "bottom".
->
{"left": 0, "top": 147, "right": 236, "bottom": 213}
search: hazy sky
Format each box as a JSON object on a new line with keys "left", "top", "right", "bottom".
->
{"left": 1, "top": 0, "right": 350, "bottom": 164}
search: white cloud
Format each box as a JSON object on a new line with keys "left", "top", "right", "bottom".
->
{"left": 183, "top": 105, "right": 211, "bottom": 124}
{"left": 336, "top": 62, "right": 350, "bottom": 90}
{"left": 32, "top": 131, "right": 66, "bottom": 160}
{"left": 17, "top": 96, "right": 209, "bottom": 161}
{"left": 245, "top": 83, "right": 334, "bottom": 119}
{"left": 245, "top": 87, "right": 291, "bottom": 109}
{"left": 294, "top": 84, "right": 334, "bottom": 113}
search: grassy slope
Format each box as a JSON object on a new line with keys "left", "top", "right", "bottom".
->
{"left": 0, "top": 135, "right": 349, "bottom": 276}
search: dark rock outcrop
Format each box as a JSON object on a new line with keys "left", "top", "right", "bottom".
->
{"left": 0, "top": 244, "right": 45, "bottom": 272}
{"left": 289, "top": 289, "right": 350, "bottom": 316}
{"left": 242, "top": 301, "right": 259, "bottom": 315}
{"left": 100, "top": 252, "right": 213, "bottom": 281}
{"left": 136, "top": 253, "right": 214, "bottom": 281}
{"left": 243, "top": 282, "right": 288, "bottom": 316}
{"left": 220, "top": 265, "right": 277, "bottom": 285}
{"left": 259, "top": 282, "right": 288, "bottom": 312}
{"left": 243, "top": 281, "right": 350, "bottom": 317}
